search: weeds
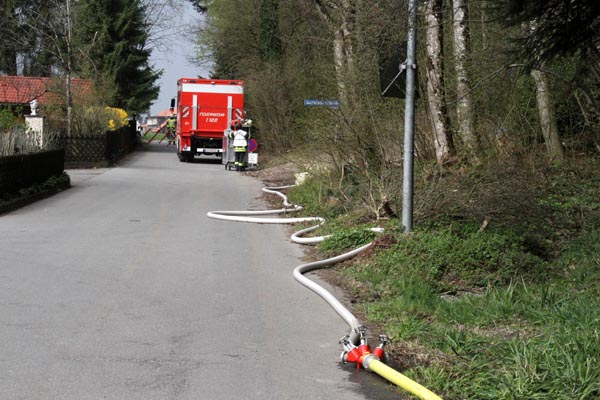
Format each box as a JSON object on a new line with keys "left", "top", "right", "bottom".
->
{"left": 343, "top": 228, "right": 600, "bottom": 399}
{"left": 318, "top": 226, "right": 378, "bottom": 253}
{"left": 288, "top": 159, "right": 600, "bottom": 399}
{"left": 288, "top": 174, "right": 346, "bottom": 219}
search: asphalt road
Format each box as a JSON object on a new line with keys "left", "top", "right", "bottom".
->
{"left": 0, "top": 144, "right": 399, "bottom": 400}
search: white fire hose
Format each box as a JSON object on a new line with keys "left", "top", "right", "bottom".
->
{"left": 207, "top": 185, "right": 443, "bottom": 400}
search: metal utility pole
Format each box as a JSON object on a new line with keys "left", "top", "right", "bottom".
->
{"left": 402, "top": 0, "right": 417, "bottom": 232}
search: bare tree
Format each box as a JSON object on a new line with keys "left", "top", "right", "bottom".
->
{"left": 452, "top": 0, "right": 478, "bottom": 156}
{"left": 313, "top": 0, "right": 356, "bottom": 107}
{"left": 531, "top": 68, "right": 565, "bottom": 161}
{"left": 143, "top": 0, "right": 190, "bottom": 51}
{"left": 65, "top": 0, "right": 73, "bottom": 136}
{"left": 14, "top": 0, "right": 76, "bottom": 136}
{"left": 523, "top": 21, "right": 565, "bottom": 161}
{"left": 424, "top": 0, "right": 454, "bottom": 164}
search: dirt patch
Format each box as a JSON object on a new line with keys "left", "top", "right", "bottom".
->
{"left": 244, "top": 161, "right": 299, "bottom": 187}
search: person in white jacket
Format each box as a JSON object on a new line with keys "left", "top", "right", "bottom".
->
{"left": 230, "top": 120, "right": 249, "bottom": 171}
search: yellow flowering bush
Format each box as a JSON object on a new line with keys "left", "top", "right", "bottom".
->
{"left": 73, "top": 106, "right": 130, "bottom": 135}
{"left": 105, "top": 107, "right": 128, "bottom": 130}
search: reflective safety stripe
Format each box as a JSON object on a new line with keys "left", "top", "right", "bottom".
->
{"left": 227, "top": 96, "right": 232, "bottom": 126}
{"left": 235, "top": 108, "right": 243, "bottom": 121}
{"left": 192, "top": 95, "right": 198, "bottom": 130}
{"left": 234, "top": 146, "right": 246, "bottom": 152}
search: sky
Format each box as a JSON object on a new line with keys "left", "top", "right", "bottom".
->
{"left": 148, "top": 1, "right": 211, "bottom": 116}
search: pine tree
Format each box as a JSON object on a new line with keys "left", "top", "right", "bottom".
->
{"left": 492, "top": 0, "right": 600, "bottom": 65}
{"left": 74, "top": 0, "right": 161, "bottom": 112}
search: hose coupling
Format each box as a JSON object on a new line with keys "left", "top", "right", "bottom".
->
{"left": 361, "top": 353, "right": 380, "bottom": 371}
{"left": 355, "top": 326, "right": 371, "bottom": 362}
{"left": 373, "top": 334, "right": 389, "bottom": 360}
{"left": 339, "top": 335, "right": 356, "bottom": 363}
{"left": 355, "top": 325, "right": 368, "bottom": 345}
{"left": 339, "top": 335, "right": 354, "bottom": 351}
{"left": 340, "top": 327, "right": 373, "bottom": 369}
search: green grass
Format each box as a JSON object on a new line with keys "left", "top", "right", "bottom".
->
{"left": 288, "top": 177, "right": 344, "bottom": 219}
{"left": 318, "top": 226, "right": 379, "bottom": 253}
{"left": 141, "top": 131, "right": 167, "bottom": 142}
{"left": 286, "top": 160, "right": 600, "bottom": 399}
{"left": 340, "top": 228, "right": 600, "bottom": 399}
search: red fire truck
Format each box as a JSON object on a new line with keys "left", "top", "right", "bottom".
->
{"left": 174, "top": 78, "right": 245, "bottom": 162}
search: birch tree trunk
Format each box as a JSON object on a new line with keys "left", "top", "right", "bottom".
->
{"left": 531, "top": 69, "right": 565, "bottom": 161}
{"left": 315, "top": 0, "right": 355, "bottom": 107}
{"left": 424, "top": 0, "right": 454, "bottom": 164}
{"left": 520, "top": 21, "right": 565, "bottom": 161}
{"left": 332, "top": 27, "right": 349, "bottom": 106}
{"left": 452, "top": 0, "right": 477, "bottom": 154}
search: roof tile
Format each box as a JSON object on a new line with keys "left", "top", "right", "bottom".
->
{"left": 0, "top": 75, "right": 92, "bottom": 105}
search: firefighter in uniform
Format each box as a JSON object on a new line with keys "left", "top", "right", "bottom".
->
{"left": 229, "top": 120, "right": 249, "bottom": 171}
{"left": 166, "top": 114, "right": 176, "bottom": 145}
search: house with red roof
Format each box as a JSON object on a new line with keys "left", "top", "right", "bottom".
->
{"left": 0, "top": 75, "right": 92, "bottom": 115}
{"left": 142, "top": 108, "right": 176, "bottom": 130}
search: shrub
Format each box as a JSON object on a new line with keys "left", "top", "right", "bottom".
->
{"left": 105, "top": 107, "right": 128, "bottom": 130}
{"left": 72, "top": 106, "right": 129, "bottom": 135}
{"left": 0, "top": 107, "right": 18, "bottom": 132}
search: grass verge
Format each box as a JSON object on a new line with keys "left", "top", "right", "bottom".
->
{"left": 286, "top": 158, "right": 600, "bottom": 399}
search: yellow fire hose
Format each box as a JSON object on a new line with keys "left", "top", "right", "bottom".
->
{"left": 363, "top": 355, "right": 443, "bottom": 400}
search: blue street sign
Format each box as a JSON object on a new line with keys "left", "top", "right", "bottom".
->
{"left": 304, "top": 99, "right": 340, "bottom": 108}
